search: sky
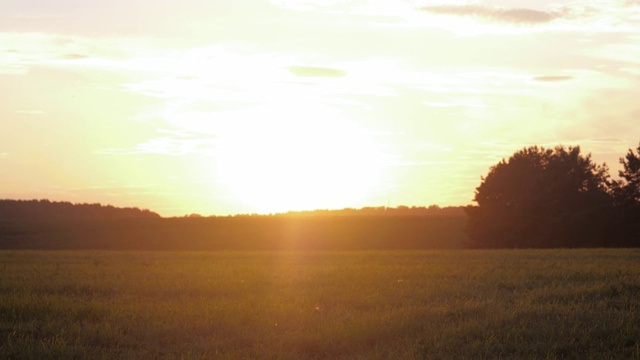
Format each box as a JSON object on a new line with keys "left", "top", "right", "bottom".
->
{"left": 1, "top": 0, "right": 639, "bottom": 216}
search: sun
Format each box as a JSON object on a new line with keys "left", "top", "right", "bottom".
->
{"left": 215, "top": 109, "right": 382, "bottom": 213}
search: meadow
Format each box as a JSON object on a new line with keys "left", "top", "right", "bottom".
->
{"left": 1, "top": 249, "right": 639, "bottom": 359}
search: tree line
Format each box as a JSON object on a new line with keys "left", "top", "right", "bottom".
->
{"left": 261, "top": 205, "right": 465, "bottom": 218}
{"left": 0, "top": 199, "right": 160, "bottom": 221}
{"left": 466, "top": 143, "right": 640, "bottom": 248}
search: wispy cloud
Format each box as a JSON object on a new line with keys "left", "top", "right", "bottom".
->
{"left": 288, "top": 65, "right": 346, "bottom": 78}
{"left": 413, "top": 1, "right": 640, "bottom": 35}
{"left": 119, "top": 50, "right": 401, "bottom": 119}
{"left": 99, "top": 130, "right": 216, "bottom": 157}
{"left": 420, "top": 5, "right": 557, "bottom": 24}
{"left": 2, "top": 31, "right": 223, "bottom": 82}
{"left": 531, "top": 75, "right": 574, "bottom": 82}
{"left": 423, "top": 100, "right": 490, "bottom": 108}
{"left": 0, "top": 32, "right": 148, "bottom": 75}
{"left": 270, "top": 0, "right": 349, "bottom": 12}
{"left": 61, "top": 53, "right": 89, "bottom": 60}
{"left": 134, "top": 137, "right": 214, "bottom": 156}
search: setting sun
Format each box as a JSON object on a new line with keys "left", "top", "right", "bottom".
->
{"left": 215, "top": 108, "right": 382, "bottom": 213}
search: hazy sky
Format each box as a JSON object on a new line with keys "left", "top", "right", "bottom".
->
{"left": 1, "top": 0, "right": 639, "bottom": 216}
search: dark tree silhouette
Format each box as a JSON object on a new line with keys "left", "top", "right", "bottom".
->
{"left": 612, "top": 143, "right": 640, "bottom": 244}
{"left": 0, "top": 199, "right": 160, "bottom": 221}
{"left": 615, "top": 143, "right": 640, "bottom": 205}
{"left": 465, "top": 146, "right": 616, "bottom": 248}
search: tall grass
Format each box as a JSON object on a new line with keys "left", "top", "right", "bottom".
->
{"left": 1, "top": 249, "right": 639, "bottom": 359}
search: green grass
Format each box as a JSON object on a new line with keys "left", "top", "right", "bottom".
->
{"left": 1, "top": 249, "right": 639, "bottom": 359}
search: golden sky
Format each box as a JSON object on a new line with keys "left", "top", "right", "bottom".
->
{"left": 1, "top": 0, "right": 639, "bottom": 216}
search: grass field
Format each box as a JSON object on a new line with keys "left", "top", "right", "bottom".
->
{"left": 1, "top": 249, "right": 639, "bottom": 359}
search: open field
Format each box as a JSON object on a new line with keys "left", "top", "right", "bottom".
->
{"left": 1, "top": 249, "right": 639, "bottom": 359}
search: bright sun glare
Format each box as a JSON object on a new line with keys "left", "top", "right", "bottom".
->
{"left": 216, "top": 109, "right": 382, "bottom": 213}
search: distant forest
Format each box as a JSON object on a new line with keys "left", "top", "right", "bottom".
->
{"left": 0, "top": 199, "right": 160, "bottom": 220}
{"left": 0, "top": 200, "right": 465, "bottom": 220}
{"left": 230, "top": 205, "right": 466, "bottom": 218}
{"left": 0, "top": 200, "right": 467, "bottom": 250}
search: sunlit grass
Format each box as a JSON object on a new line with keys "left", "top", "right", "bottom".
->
{"left": 1, "top": 250, "right": 639, "bottom": 359}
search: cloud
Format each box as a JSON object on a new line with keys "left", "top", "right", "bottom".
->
{"left": 288, "top": 65, "right": 346, "bottom": 78}
{"left": 423, "top": 100, "right": 490, "bottom": 108}
{"left": 270, "top": 0, "right": 348, "bottom": 12}
{"left": 62, "top": 53, "right": 89, "bottom": 60}
{"left": 0, "top": 32, "right": 121, "bottom": 74}
{"left": 532, "top": 75, "right": 574, "bottom": 82}
{"left": 408, "top": 1, "right": 640, "bottom": 36}
{"left": 420, "top": 5, "right": 557, "bottom": 24}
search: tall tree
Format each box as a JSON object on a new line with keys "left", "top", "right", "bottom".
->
{"left": 615, "top": 143, "right": 640, "bottom": 205}
{"left": 465, "top": 146, "right": 615, "bottom": 248}
{"left": 612, "top": 143, "right": 640, "bottom": 245}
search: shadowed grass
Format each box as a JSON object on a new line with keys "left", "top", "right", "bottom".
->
{"left": 1, "top": 249, "right": 639, "bottom": 359}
